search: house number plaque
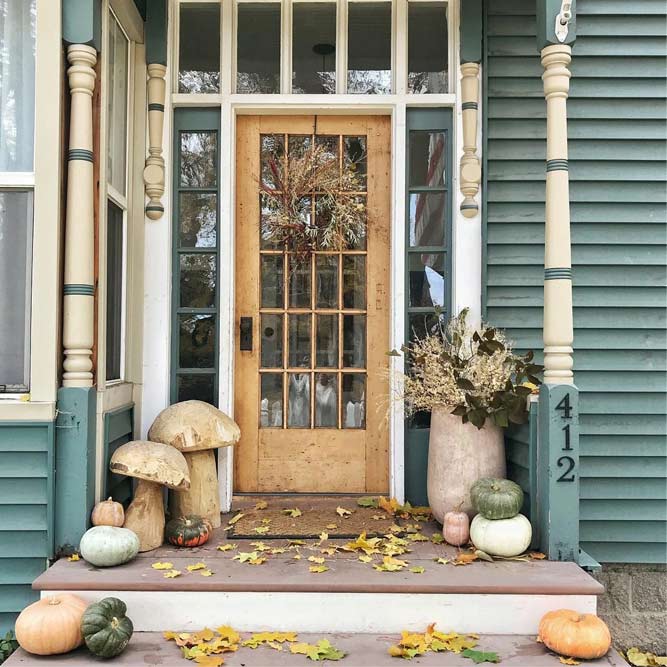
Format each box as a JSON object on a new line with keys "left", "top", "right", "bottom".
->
{"left": 555, "top": 392, "right": 576, "bottom": 483}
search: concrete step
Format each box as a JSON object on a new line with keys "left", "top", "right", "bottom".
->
{"left": 5, "top": 632, "right": 628, "bottom": 666}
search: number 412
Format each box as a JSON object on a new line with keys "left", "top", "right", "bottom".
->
{"left": 556, "top": 393, "right": 575, "bottom": 483}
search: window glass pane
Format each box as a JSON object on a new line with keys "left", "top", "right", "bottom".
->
{"left": 409, "top": 131, "right": 446, "bottom": 187}
{"left": 408, "top": 192, "right": 446, "bottom": 247}
{"left": 0, "top": 0, "right": 35, "bottom": 171}
{"left": 315, "top": 255, "right": 338, "bottom": 308}
{"left": 342, "top": 374, "right": 365, "bottom": 428}
{"left": 179, "top": 3, "right": 221, "bottom": 93}
{"left": 179, "top": 314, "right": 216, "bottom": 368}
{"left": 108, "top": 14, "right": 129, "bottom": 195}
{"left": 0, "top": 191, "right": 31, "bottom": 390}
{"left": 408, "top": 2, "right": 448, "bottom": 94}
{"left": 179, "top": 193, "right": 217, "bottom": 247}
{"left": 408, "top": 252, "right": 445, "bottom": 308}
{"left": 342, "top": 314, "right": 365, "bottom": 367}
{"left": 237, "top": 3, "right": 281, "bottom": 93}
{"left": 180, "top": 253, "right": 216, "bottom": 308}
{"left": 289, "top": 314, "right": 311, "bottom": 367}
{"left": 177, "top": 373, "right": 216, "bottom": 404}
{"left": 292, "top": 3, "right": 336, "bottom": 94}
{"left": 106, "top": 200, "right": 124, "bottom": 380}
{"left": 261, "top": 134, "right": 285, "bottom": 189}
{"left": 261, "top": 313, "right": 284, "bottom": 368}
{"left": 315, "top": 373, "right": 337, "bottom": 427}
{"left": 261, "top": 373, "right": 283, "bottom": 426}
{"left": 342, "top": 255, "right": 366, "bottom": 309}
{"left": 288, "top": 372, "right": 310, "bottom": 427}
{"left": 347, "top": 2, "right": 391, "bottom": 94}
{"left": 180, "top": 132, "right": 217, "bottom": 187}
{"left": 261, "top": 255, "right": 284, "bottom": 308}
{"left": 316, "top": 314, "right": 338, "bottom": 367}
{"left": 289, "top": 255, "right": 311, "bottom": 307}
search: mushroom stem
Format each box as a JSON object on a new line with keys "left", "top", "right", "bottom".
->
{"left": 124, "top": 478, "right": 165, "bottom": 551}
{"left": 169, "top": 450, "right": 221, "bottom": 528}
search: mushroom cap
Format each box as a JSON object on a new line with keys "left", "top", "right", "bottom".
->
{"left": 110, "top": 440, "right": 191, "bottom": 490}
{"left": 148, "top": 400, "right": 241, "bottom": 453}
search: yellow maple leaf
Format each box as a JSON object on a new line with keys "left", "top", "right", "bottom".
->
{"left": 249, "top": 556, "right": 266, "bottom": 565}
{"left": 67, "top": 553, "right": 80, "bottom": 562}
{"left": 217, "top": 544, "right": 237, "bottom": 552}
{"left": 319, "top": 531, "right": 329, "bottom": 542}
{"left": 326, "top": 523, "right": 338, "bottom": 530}
{"left": 243, "top": 631, "right": 298, "bottom": 648}
{"left": 200, "top": 569, "right": 214, "bottom": 577}
{"left": 282, "top": 508, "right": 302, "bottom": 518}
{"left": 373, "top": 555, "right": 408, "bottom": 572}
{"left": 192, "top": 628, "right": 216, "bottom": 642}
{"left": 227, "top": 512, "right": 244, "bottom": 525}
{"left": 250, "top": 541, "right": 271, "bottom": 551}
{"left": 308, "top": 556, "right": 325, "bottom": 564}
{"left": 186, "top": 562, "right": 207, "bottom": 571}
{"left": 216, "top": 626, "right": 241, "bottom": 644}
{"left": 309, "top": 565, "right": 329, "bottom": 573}
{"left": 344, "top": 532, "right": 382, "bottom": 555}
{"left": 152, "top": 561, "right": 174, "bottom": 570}
{"left": 253, "top": 525, "right": 270, "bottom": 534}
{"left": 454, "top": 551, "right": 478, "bottom": 566}
{"left": 293, "top": 554, "right": 302, "bottom": 560}
{"left": 254, "top": 500, "right": 268, "bottom": 510}
{"left": 336, "top": 506, "right": 352, "bottom": 517}
{"left": 434, "top": 557, "right": 450, "bottom": 565}
{"left": 164, "top": 569, "right": 181, "bottom": 578}
{"left": 358, "top": 555, "right": 373, "bottom": 563}
{"left": 193, "top": 656, "right": 224, "bottom": 667}
{"left": 410, "top": 566, "right": 425, "bottom": 574}
{"left": 270, "top": 547, "right": 287, "bottom": 555}
{"left": 321, "top": 547, "right": 337, "bottom": 556}
{"left": 379, "top": 496, "right": 400, "bottom": 515}
{"left": 559, "top": 658, "right": 581, "bottom": 666}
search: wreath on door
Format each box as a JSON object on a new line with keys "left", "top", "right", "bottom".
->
{"left": 259, "top": 143, "right": 367, "bottom": 262}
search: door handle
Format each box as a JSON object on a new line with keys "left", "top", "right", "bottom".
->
{"left": 240, "top": 316, "right": 253, "bottom": 351}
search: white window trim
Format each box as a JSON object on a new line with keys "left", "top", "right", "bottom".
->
{"left": 141, "top": 0, "right": 483, "bottom": 509}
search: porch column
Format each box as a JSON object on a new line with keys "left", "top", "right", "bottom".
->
{"left": 460, "top": 62, "right": 481, "bottom": 218}
{"left": 541, "top": 44, "right": 574, "bottom": 384}
{"left": 62, "top": 44, "right": 97, "bottom": 387}
{"left": 144, "top": 63, "right": 167, "bottom": 220}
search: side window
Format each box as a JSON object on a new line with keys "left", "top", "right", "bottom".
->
{"left": 0, "top": 0, "right": 36, "bottom": 393}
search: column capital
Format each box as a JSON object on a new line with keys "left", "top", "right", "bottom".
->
{"left": 147, "top": 62, "right": 168, "bottom": 78}
{"left": 66, "top": 44, "right": 97, "bottom": 97}
{"left": 461, "top": 61, "right": 480, "bottom": 77}
{"left": 541, "top": 44, "right": 572, "bottom": 99}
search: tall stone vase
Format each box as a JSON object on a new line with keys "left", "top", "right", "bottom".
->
{"left": 427, "top": 406, "right": 506, "bottom": 523}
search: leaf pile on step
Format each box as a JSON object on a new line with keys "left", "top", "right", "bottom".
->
{"left": 163, "top": 626, "right": 346, "bottom": 663}
{"left": 625, "top": 648, "right": 667, "bottom": 667}
{"left": 388, "top": 624, "right": 499, "bottom": 663}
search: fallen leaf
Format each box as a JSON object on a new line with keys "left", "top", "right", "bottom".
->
{"left": 193, "top": 656, "right": 225, "bottom": 667}
{"left": 253, "top": 525, "right": 270, "bottom": 534}
{"left": 336, "top": 506, "right": 352, "bottom": 517}
{"left": 261, "top": 518, "right": 272, "bottom": 524}
{"left": 326, "top": 523, "right": 338, "bottom": 530}
{"left": 558, "top": 658, "right": 581, "bottom": 666}
{"left": 254, "top": 500, "right": 268, "bottom": 510}
{"left": 289, "top": 539, "right": 306, "bottom": 545}
{"left": 228, "top": 512, "right": 244, "bottom": 525}
{"left": 67, "top": 553, "right": 80, "bottom": 562}
{"left": 243, "top": 632, "right": 298, "bottom": 648}
{"left": 250, "top": 541, "right": 272, "bottom": 551}
{"left": 358, "top": 555, "right": 373, "bottom": 563}
{"left": 454, "top": 551, "right": 478, "bottom": 566}
{"left": 434, "top": 557, "right": 450, "bottom": 565}
{"left": 217, "top": 544, "right": 237, "bottom": 552}
{"left": 291, "top": 639, "right": 345, "bottom": 661}
{"left": 410, "top": 566, "right": 425, "bottom": 574}
{"left": 626, "top": 647, "right": 667, "bottom": 667}
{"left": 234, "top": 551, "right": 259, "bottom": 563}
{"left": 474, "top": 549, "right": 494, "bottom": 562}
{"left": 164, "top": 569, "right": 181, "bottom": 578}
{"left": 270, "top": 547, "right": 287, "bottom": 555}
{"left": 344, "top": 532, "right": 382, "bottom": 555}
{"left": 461, "top": 648, "right": 500, "bottom": 664}
{"left": 407, "top": 532, "right": 429, "bottom": 542}
{"left": 319, "top": 532, "right": 329, "bottom": 542}
{"left": 293, "top": 554, "right": 302, "bottom": 560}
{"left": 309, "top": 565, "right": 330, "bottom": 573}
{"left": 152, "top": 561, "right": 174, "bottom": 570}
{"left": 321, "top": 547, "right": 337, "bottom": 556}
{"left": 200, "top": 569, "right": 214, "bottom": 577}
{"left": 373, "top": 555, "right": 408, "bottom": 572}
{"left": 431, "top": 533, "right": 445, "bottom": 544}
{"left": 357, "top": 496, "right": 379, "bottom": 508}
{"left": 283, "top": 508, "right": 302, "bottom": 518}
{"left": 379, "top": 496, "right": 401, "bottom": 515}
{"left": 529, "top": 551, "right": 546, "bottom": 560}
{"left": 308, "top": 556, "right": 325, "bottom": 564}
{"left": 186, "top": 562, "right": 207, "bottom": 571}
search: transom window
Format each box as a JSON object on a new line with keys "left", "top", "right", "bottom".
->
{"left": 176, "top": 0, "right": 450, "bottom": 95}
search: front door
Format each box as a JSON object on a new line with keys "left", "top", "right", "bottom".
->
{"left": 234, "top": 115, "right": 391, "bottom": 493}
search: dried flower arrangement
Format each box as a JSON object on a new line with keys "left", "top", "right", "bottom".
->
{"left": 260, "top": 143, "right": 367, "bottom": 261}
{"left": 392, "top": 308, "right": 543, "bottom": 429}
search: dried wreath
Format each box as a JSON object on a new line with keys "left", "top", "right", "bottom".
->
{"left": 260, "top": 143, "right": 367, "bottom": 261}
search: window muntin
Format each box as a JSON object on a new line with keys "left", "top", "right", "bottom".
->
{"left": 236, "top": 3, "right": 281, "bottom": 93}
{"left": 407, "top": 1, "right": 448, "bottom": 94}
{"left": 178, "top": 3, "right": 221, "bottom": 93}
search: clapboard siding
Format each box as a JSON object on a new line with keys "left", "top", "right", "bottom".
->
{"left": 483, "top": 0, "right": 667, "bottom": 563}
{"left": 0, "top": 422, "right": 54, "bottom": 634}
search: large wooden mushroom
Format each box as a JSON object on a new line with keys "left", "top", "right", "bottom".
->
{"left": 110, "top": 440, "right": 190, "bottom": 552}
{"left": 148, "top": 400, "right": 240, "bottom": 528}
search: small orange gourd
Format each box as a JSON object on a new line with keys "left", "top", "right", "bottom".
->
{"left": 91, "top": 497, "right": 125, "bottom": 527}
{"left": 15, "top": 594, "right": 88, "bottom": 655}
{"left": 443, "top": 509, "right": 470, "bottom": 546}
{"left": 538, "top": 609, "right": 611, "bottom": 660}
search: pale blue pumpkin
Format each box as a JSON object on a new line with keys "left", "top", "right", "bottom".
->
{"left": 79, "top": 526, "right": 140, "bottom": 567}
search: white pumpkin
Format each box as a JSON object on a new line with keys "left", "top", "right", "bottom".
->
{"left": 469, "top": 513, "right": 532, "bottom": 557}
{"left": 79, "top": 526, "right": 140, "bottom": 567}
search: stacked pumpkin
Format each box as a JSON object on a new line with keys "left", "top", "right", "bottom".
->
{"left": 469, "top": 478, "right": 533, "bottom": 557}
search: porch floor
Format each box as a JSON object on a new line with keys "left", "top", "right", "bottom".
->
{"left": 5, "top": 632, "right": 627, "bottom": 666}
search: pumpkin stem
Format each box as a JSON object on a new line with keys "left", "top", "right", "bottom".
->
{"left": 111, "top": 617, "right": 120, "bottom": 629}
{"left": 47, "top": 597, "right": 62, "bottom": 605}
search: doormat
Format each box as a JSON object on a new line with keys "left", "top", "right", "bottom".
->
{"left": 227, "top": 505, "right": 397, "bottom": 539}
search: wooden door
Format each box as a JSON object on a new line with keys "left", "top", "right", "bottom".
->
{"left": 234, "top": 115, "right": 391, "bottom": 493}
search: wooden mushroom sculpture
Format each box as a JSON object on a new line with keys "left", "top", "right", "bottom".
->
{"left": 148, "top": 400, "right": 240, "bottom": 528}
{"left": 109, "top": 440, "right": 190, "bottom": 552}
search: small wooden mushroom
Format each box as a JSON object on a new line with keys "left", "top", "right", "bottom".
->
{"left": 109, "top": 440, "right": 190, "bottom": 552}
{"left": 148, "top": 401, "right": 240, "bottom": 528}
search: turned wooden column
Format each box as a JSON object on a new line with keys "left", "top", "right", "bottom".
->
{"left": 541, "top": 44, "right": 574, "bottom": 384}
{"left": 459, "top": 62, "right": 481, "bottom": 218}
{"left": 62, "top": 45, "right": 97, "bottom": 387}
{"left": 144, "top": 63, "right": 167, "bottom": 220}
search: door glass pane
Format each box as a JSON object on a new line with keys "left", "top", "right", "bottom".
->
{"left": 347, "top": 2, "right": 391, "bottom": 94}
{"left": 261, "top": 255, "right": 284, "bottom": 308}
{"left": 288, "top": 372, "right": 311, "bottom": 427}
{"left": 179, "top": 314, "right": 216, "bottom": 368}
{"left": 179, "top": 193, "right": 217, "bottom": 247}
{"left": 180, "top": 132, "right": 217, "bottom": 187}
{"left": 343, "top": 314, "right": 366, "bottom": 367}
{"left": 0, "top": 0, "right": 36, "bottom": 171}
{"left": 315, "top": 255, "right": 338, "bottom": 308}
{"left": 289, "top": 134, "right": 312, "bottom": 159}
{"left": 261, "top": 134, "right": 285, "bottom": 189}
{"left": 237, "top": 3, "right": 281, "bottom": 93}
{"left": 179, "top": 3, "right": 221, "bottom": 93}
{"left": 289, "top": 255, "right": 311, "bottom": 307}
{"left": 408, "top": 2, "right": 448, "bottom": 94}
{"left": 0, "top": 191, "right": 31, "bottom": 390}
{"left": 342, "top": 255, "right": 366, "bottom": 309}
{"left": 292, "top": 3, "right": 336, "bottom": 94}
{"left": 106, "top": 200, "right": 123, "bottom": 381}
{"left": 343, "top": 136, "right": 367, "bottom": 190}
{"left": 409, "top": 131, "right": 446, "bottom": 187}
{"left": 180, "top": 253, "right": 216, "bottom": 308}
{"left": 409, "top": 192, "right": 446, "bottom": 247}
{"left": 315, "top": 373, "right": 337, "bottom": 427}
{"left": 261, "top": 194, "right": 282, "bottom": 249}
{"left": 316, "top": 314, "right": 338, "bottom": 368}
{"left": 261, "top": 373, "right": 284, "bottom": 426}
{"left": 261, "top": 313, "right": 284, "bottom": 368}
{"left": 408, "top": 253, "right": 446, "bottom": 308}
{"left": 289, "top": 314, "right": 311, "bottom": 367}
{"left": 316, "top": 135, "right": 339, "bottom": 163}
{"left": 342, "top": 374, "right": 365, "bottom": 428}
{"left": 108, "top": 14, "right": 129, "bottom": 195}
{"left": 177, "top": 373, "right": 215, "bottom": 404}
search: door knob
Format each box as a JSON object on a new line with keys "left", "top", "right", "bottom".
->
{"left": 240, "top": 317, "right": 253, "bottom": 351}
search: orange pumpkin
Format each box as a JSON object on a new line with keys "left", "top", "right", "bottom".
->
{"left": 443, "top": 510, "right": 470, "bottom": 546}
{"left": 91, "top": 497, "right": 125, "bottom": 527}
{"left": 15, "top": 594, "right": 88, "bottom": 655}
{"left": 538, "top": 609, "right": 611, "bottom": 660}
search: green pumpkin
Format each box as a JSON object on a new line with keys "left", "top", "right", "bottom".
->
{"left": 471, "top": 478, "right": 524, "bottom": 520}
{"left": 79, "top": 526, "right": 140, "bottom": 567}
{"left": 81, "top": 597, "right": 133, "bottom": 658}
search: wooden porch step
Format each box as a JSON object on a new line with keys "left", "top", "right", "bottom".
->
{"left": 5, "top": 632, "right": 627, "bottom": 666}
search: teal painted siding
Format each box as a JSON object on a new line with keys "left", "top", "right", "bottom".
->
{"left": 0, "top": 422, "right": 54, "bottom": 634}
{"left": 483, "top": 0, "right": 667, "bottom": 563}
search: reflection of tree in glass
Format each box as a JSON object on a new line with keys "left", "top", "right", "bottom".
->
{"left": 180, "top": 254, "right": 216, "bottom": 308}
{"left": 292, "top": 71, "right": 336, "bottom": 95}
{"left": 236, "top": 73, "right": 280, "bottom": 94}
{"left": 347, "top": 70, "right": 391, "bottom": 95}
{"left": 179, "top": 315, "right": 216, "bottom": 368}
{"left": 180, "top": 132, "right": 217, "bottom": 188}
{"left": 178, "top": 70, "right": 220, "bottom": 94}
{"left": 180, "top": 193, "right": 217, "bottom": 248}
{"left": 408, "top": 71, "right": 448, "bottom": 94}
